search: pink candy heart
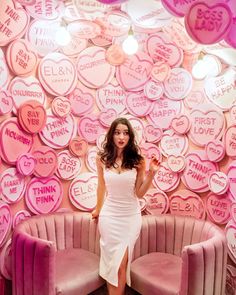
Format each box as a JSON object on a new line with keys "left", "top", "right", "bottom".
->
{"left": 0, "top": 202, "right": 12, "bottom": 247}
{"left": 26, "top": 176, "right": 63, "bottom": 214}
{"left": 185, "top": 2, "right": 233, "bottom": 44}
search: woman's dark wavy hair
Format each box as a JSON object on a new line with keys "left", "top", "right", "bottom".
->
{"left": 99, "top": 117, "right": 143, "bottom": 169}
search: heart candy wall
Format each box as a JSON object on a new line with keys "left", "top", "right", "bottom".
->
{"left": 0, "top": 0, "right": 236, "bottom": 291}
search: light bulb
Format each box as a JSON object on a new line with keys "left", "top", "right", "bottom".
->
{"left": 192, "top": 59, "right": 208, "bottom": 80}
{"left": 122, "top": 34, "right": 138, "bottom": 55}
{"left": 55, "top": 27, "right": 71, "bottom": 46}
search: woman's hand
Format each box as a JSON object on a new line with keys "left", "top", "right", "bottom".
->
{"left": 91, "top": 208, "right": 100, "bottom": 219}
{"left": 149, "top": 155, "right": 159, "bottom": 174}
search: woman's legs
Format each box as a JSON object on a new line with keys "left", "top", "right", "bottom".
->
{"left": 107, "top": 249, "right": 128, "bottom": 295}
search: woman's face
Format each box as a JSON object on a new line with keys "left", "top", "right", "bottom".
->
{"left": 113, "top": 123, "right": 130, "bottom": 150}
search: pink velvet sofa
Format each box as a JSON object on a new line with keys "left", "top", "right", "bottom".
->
{"left": 11, "top": 212, "right": 104, "bottom": 295}
{"left": 131, "top": 214, "right": 227, "bottom": 295}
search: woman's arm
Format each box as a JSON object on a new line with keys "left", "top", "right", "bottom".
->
{"left": 92, "top": 155, "right": 106, "bottom": 218}
{"left": 135, "top": 156, "right": 159, "bottom": 198}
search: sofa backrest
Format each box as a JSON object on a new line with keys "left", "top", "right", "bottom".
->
{"left": 14, "top": 212, "right": 100, "bottom": 254}
{"left": 133, "top": 214, "right": 226, "bottom": 259}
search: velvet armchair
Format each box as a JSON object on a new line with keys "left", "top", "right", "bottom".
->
{"left": 131, "top": 214, "right": 227, "bottom": 295}
{"left": 11, "top": 212, "right": 105, "bottom": 295}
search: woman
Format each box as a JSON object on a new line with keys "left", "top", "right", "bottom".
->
{"left": 92, "top": 117, "right": 159, "bottom": 295}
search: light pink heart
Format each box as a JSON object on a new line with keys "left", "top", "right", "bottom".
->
{"left": 153, "top": 163, "right": 180, "bottom": 192}
{"left": 26, "top": 176, "right": 63, "bottom": 214}
{"left": 40, "top": 114, "right": 76, "bottom": 149}
{"left": 17, "top": 154, "right": 36, "bottom": 176}
{"left": 167, "top": 155, "right": 186, "bottom": 173}
{"left": 52, "top": 97, "right": 71, "bottom": 117}
{"left": 69, "top": 88, "right": 94, "bottom": 116}
{"left": 0, "top": 0, "right": 29, "bottom": 46}
{"left": 144, "top": 124, "right": 163, "bottom": 143}
{"left": 77, "top": 46, "right": 115, "bottom": 88}
{"left": 146, "top": 34, "right": 183, "bottom": 67}
{"left": 116, "top": 51, "right": 153, "bottom": 91}
{"left": 169, "top": 191, "right": 205, "bottom": 219}
{"left": 171, "top": 115, "right": 191, "bottom": 134}
{"left": 69, "top": 174, "right": 98, "bottom": 211}
{"left": 78, "top": 116, "right": 106, "bottom": 144}
{"left": 39, "top": 56, "right": 77, "bottom": 96}
{"left": 205, "top": 140, "right": 225, "bottom": 162}
{"left": 182, "top": 152, "right": 217, "bottom": 192}
{"left": 225, "top": 125, "right": 236, "bottom": 158}
{"left": 164, "top": 68, "right": 192, "bottom": 100}
{"left": 126, "top": 92, "right": 154, "bottom": 117}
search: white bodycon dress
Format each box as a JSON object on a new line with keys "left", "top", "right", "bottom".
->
{"left": 98, "top": 168, "right": 142, "bottom": 287}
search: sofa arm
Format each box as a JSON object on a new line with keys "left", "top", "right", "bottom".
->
{"left": 12, "top": 231, "right": 56, "bottom": 295}
{"left": 181, "top": 237, "right": 227, "bottom": 295}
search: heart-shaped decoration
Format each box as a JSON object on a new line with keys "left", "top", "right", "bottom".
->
{"left": 185, "top": 2, "right": 233, "bottom": 44}
{"left": 0, "top": 167, "right": 26, "bottom": 203}
{"left": 144, "top": 124, "right": 163, "bottom": 143}
{"left": 126, "top": 91, "right": 154, "bottom": 117}
{"left": 167, "top": 155, "right": 186, "bottom": 173}
{"left": 141, "top": 142, "right": 162, "bottom": 170}
{"left": 204, "top": 68, "right": 236, "bottom": 111}
{"left": 225, "top": 17, "right": 236, "bottom": 48}
{"left": 147, "top": 97, "right": 182, "bottom": 130}
{"left": 181, "top": 151, "right": 218, "bottom": 193}
{"left": 231, "top": 203, "right": 236, "bottom": 224}
{"left": 38, "top": 52, "right": 77, "bottom": 96}
{"left": 164, "top": 67, "right": 193, "bottom": 100}
{"left": 26, "top": 0, "right": 63, "bottom": 20}
{"left": 18, "top": 100, "right": 47, "bottom": 134}
{"left": 184, "top": 90, "right": 205, "bottom": 110}
{"left": 68, "top": 87, "right": 94, "bottom": 116}
{"left": 146, "top": 33, "right": 183, "bottom": 67}
{"left": 145, "top": 188, "right": 169, "bottom": 215}
{"left": 225, "top": 222, "right": 236, "bottom": 263}
{"left": 225, "top": 125, "right": 236, "bottom": 158}
{"left": 77, "top": 46, "right": 115, "bottom": 88}
{"left": 56, "top": 150, "right": 82, "bottom": 180}
{"left": 208, "top": 171, "right": 229, "bottom": 195}
{"left": 78, "top": 115, "right": 106, "bottom": 144}
{"left": 33, "top": 146, "right": 58, "bottom": 178}
{"left": 0, "top": 90, "right": 13, "bottom": 115}
{"left": 160, "top": 130, "right": 188, "bottom": 157}
{"left": 0, "top": 238, "right": 12, "bottom": 280}
{"left": 206, "top": 193, "right": 231, "bottom": 224}
{"left": 205, "top": 140, "right": 225, "bottom": 162}
{"left": 230, "top": 105, "right": 236, "bottom": 124}
{"left": 151, "top": 62, "right": 170, "bottom": 82}
{"left": 8, "top": 76, "right": 46, "bottom": 113}
{"left": 6, "top": 39, "right": 38, "bottom": 76}
{"left": 13, "top": 210, "right": 31, "bottom": 228}
{"left": 40, "top": 113, "right": 76, "bottom": 149}
{"left": 171, "top": 114, "right": 191, "bottom": 134}
{"left": 0, "top": 202, "right": 12, "bottom": 247}
{"left": 69, "top": 173, "right": 98, "bottom": 211}
{"left": 0, "top": 118, "right": 34, "bottom": 165}
{"left": 169, "top": 189, "right": 205, "bottom": 219}
{"left": 16, "top": 153, "right": 36, "bottom": 176}
{"left": 99, "top": 108, "right": 117, "bottom": 127}
{"left": 153, "top": 162, "right": 180, "bottom": 192}
{"left": 26, "top": 176, "right": 63, "bottom": 215}
{"left": 69, "top": 137, "right": 88, "bottom": 157}
{"left": 116, "top": 51, "right": 153, "bottom": 91}
{"left": 68, "top": 19, "right": 101, "bottom": 39}
{"left": 96, "top": 82, "right": 127, "bottom": 114}
{"left": 144, "top": 80, "right": 164, "bottom": 100}
{"left": 0, "top": 0, "right": 29, "bottom": 46}
{"left": 189, "top": 106, "right": 225, "bottom": 147}
{"left": 52, "top": 96, "right": 71, "bottom": 117}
